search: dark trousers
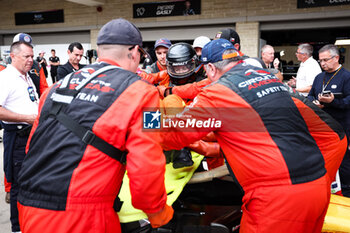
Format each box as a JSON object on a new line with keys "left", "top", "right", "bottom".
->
{"left": 9, "top": 134, "right": 28, "bottom": 232}
{"left": 340, "top": 148, "right": 350, "bottom": 197}
{"left": 51, "top": 68, "right": 57, "bottom": 84}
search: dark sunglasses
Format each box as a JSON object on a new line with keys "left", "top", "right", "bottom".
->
{"left": 27, "top": 86, "right": 37, "bottom": 102}
{"left": 128, "top": 45, "right": 146, "bottom": 59}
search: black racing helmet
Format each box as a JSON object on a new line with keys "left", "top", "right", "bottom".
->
{"left": 166, "top": 42, "right": 198, "bottom": 85}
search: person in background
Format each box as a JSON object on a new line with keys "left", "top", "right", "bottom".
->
{"left": 215, "top": 28, "right": 241, "bottom": 51}
{"left": 57, "top": 42, "right": 84, "bottom": 81}
{"left": 17, "top": 18, "right": 173, "bottom": 233}
{"left": 2, "top": 32, "right": 48, "bottom": 209}
{"left": 36, "top": 50, "right": 48, "bottom": 78}
{"left": 261, "top": 44, "right": 283, "bottom": 81}
{"left": 183, "top": 0, "right": 195, "bottom": 15}
{"left": 288, "top": 43, "right": 321, "bottom": 97}
{"left": 146, "top": 38, "right": 172, "bottom": 73}
{"left": 158, "top": 28, "right": 265, "bottom": 101}
{"left": 0, "top": 63, "right": 6, "bottom": 201}
{"left": 0, "top": 33, "right": 39, "bottom": 233}
{"left": 308, "top": 44, "right": 350, "bottom": 197}
{"left": 215, "top": 28, "right": 266, "bottom": 68}
{"left": 192, "top": 36, "right": 211, "bottom": 58}
{"left": 49, "top": 49, "right": 60, "bottom": 84}
{"left": 7, "top": 34, "right": 48, "bottom": 97}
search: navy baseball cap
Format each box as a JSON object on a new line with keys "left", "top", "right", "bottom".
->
{"left": 97, "top": 18, "right": 146, "bottom": 55}
{"left": 200, "top": 39, "right": 241, "bottom": 64}
{"left": 154, "top": 38, "right": 172, "bottom": 49}
{"left": 13, "top": 33, "right": 33, "bottom": 47}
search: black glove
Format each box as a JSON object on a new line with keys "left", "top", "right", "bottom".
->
{"left": 172, "top": 148, "right": 194, "bottom": 169}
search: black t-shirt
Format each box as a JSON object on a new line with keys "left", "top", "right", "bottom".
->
{"left": 36, "top": 57, "right": 46, "bottom": 68}
{"left": 49, "top": 56, "right": 60, "bottom": 72}
{"left": 57, "top": 62, "right": 85, "bottom": 81}
{"left": 36, "top": 56, "right": 48, "bottom": 77}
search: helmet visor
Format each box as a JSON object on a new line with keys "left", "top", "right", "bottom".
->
{"left": 167, "top": 60, "right": 196, "bottom": 78}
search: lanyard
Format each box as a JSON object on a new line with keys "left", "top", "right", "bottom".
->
{"left": 21, "top": 74, "right": 34, "bottom": 90}
{"left": 21, "top": 74, "right": 38, "bottom": 103}
{"left": 322, "top": 66, "right": 342, "bottom": 92}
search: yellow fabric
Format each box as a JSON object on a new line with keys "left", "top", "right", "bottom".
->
{"left": 322, "top": 194, "right": 350, "bottom": 232}
{"left": 118, "top": 152, "right": 204, "bottom": 223}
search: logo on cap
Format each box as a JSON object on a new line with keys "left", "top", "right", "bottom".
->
{"left": 155, "top": 38, "right": 171, "bottom": 49}
{"left": 221, "top": 42, "right": 232, "bottom": 48}
{"left": 24, "top": 35, "right": 31, "bottom": 43}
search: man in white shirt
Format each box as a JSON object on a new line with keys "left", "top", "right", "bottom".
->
{"left": 0, "top": 36, "right": 38, "bottom": 233}
{"left": 288, "top": 43, "right": 321, "bottom": 96}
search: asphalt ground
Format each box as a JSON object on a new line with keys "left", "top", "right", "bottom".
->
{"left": 0, "top": 129, "right": 11, "bottom": 233}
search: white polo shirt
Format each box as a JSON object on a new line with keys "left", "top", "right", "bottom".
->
{"left": 0, "top": 64, "right": 39, "bottom": 124}
{"left": 296, "top": 57, "right": 322, "bottom": 96}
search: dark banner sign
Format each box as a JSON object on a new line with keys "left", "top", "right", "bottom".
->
{"left": 133, "top": 0, "right": 201, "bottom": 18}
{"left": 15, "top": 9, "right": 64, "bottom": 25}
{"left": 298, "top": 0, "right": 350, "bottom": 8}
